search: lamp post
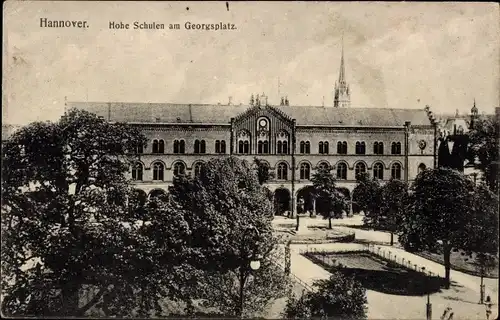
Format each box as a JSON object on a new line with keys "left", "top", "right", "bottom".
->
{"left": 479, "top": 268, "right": 485, "bottom": 304}
{"left": 296, "top": 197, "right": 304, "bottom": 231}
{"left": 238, "top": 226, "right": 261, "bottom": 319}
{"left": 422, "top": 267, "right": 432, "bottom": 320}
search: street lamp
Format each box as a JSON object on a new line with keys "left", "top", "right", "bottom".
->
{"left": 250, "top": 259, "right": 261, "bottom": 271}
{"left": 422, "top": 267, "right": 432, "bottom": 320}
{"left": 238, "top": 226, "right": 261, "bottom": 319}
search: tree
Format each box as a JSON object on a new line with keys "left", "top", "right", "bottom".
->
{"left": 468, "top": 116, "right": 499, "bottom": 193}
{"left": 399, "top": 168, "right": 475, "bottom": 288}
{"left": 462, "top": 183, "right": 499, "bottom": 301}
{"left": 254, "top": 157, "right": 275, "bottom": 185}
{"left": 379, "top": 179, "right": 409, "bottom": 245}
{"left": 283, "top": 272, "right": 367, "bottom": 320}
{"left": 310, "top": 165, "right": 350, "bottom": 229}
{"left": 1, "top": 109, "right": 196, "bottom": 316}
{"left": 352, "top": 172, "right": 382, "bottom": 226}
{"left": 167, "top": 157, "right": 289, "bottom": 317}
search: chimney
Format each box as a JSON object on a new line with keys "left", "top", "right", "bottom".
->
{"left": 228, "top": 96, "right": 233, "bottom": 106}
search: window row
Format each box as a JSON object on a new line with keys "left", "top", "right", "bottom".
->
{"left": 132, "top": 162, "right": 192, "bottom": 181}
{"left": 137, "top": 140, "right": 403, "bottom": 155}
{"left": 238, "top": 141, "right": 291, "bottom": 155}
{"left": 132, "top": 161, "right": 403, "bottom": 182}
{"left": 298, "top": 141, "right": 403, "bottom": 155}
{"left": 297, "top": 162, "right": 402, "bottom": 180}
{"left": 138, "top": 139, "right": 227, "bottom": 154}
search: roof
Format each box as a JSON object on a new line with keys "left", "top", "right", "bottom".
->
{"left": 66, "top": 101, "right": 433, "bottom": 127}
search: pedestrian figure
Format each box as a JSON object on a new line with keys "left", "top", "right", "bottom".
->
{"left": 441, "top": 307, "right": 453, "bottom": 320}
{"left": 485, "top": 296, "right": 492, "bottom": 320}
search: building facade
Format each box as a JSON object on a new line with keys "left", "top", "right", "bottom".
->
{"left": 66, "top": 50, "right": 443, "bottom": 216}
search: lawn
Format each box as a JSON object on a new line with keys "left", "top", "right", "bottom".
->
{"left": 414, "top": 249, "right": 499, "bottom": 278}
{"left": 305, "top": 251, "right": 446, "bottom": 295}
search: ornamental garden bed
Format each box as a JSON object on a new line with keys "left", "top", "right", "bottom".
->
{"left": 304, "top": 251, "right": 446, "bottom": 296}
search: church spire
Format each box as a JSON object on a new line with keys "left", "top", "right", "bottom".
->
{"left": 339, "top": 33, "right": 345, "bottom": 84}
{"left": 333, "top": 32, "right": 350, "bottom": 108}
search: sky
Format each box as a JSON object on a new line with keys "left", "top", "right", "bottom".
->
{"left": 3, "top": 1, "right": 499, "bottom": 126}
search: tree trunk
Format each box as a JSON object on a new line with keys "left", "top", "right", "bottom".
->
{"left": 238, "top": 267, "right": 247, "bottom": 318}
{"left": 62, "top": 284, "right": 80, "bottom": 316}
{"left": 390, "top": 232, "right": 394, "bottom": 246}
{"left": 328, "top": 217, "right": 332, "bottom": 229}
{"left": 443, "top": 243, "right": 452, "bottom": 289}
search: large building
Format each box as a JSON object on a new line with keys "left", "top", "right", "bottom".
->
{"left": 67, "top": 48, "right": 441, "bottom": 217}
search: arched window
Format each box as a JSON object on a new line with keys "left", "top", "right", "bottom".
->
{"left": 418, "top": 163, "right": 427, "bottom": 173}
{"left": 374, "top": 142, "right": 384, "bottom": 155}
{"left": 300, "top": 141, "right": 305, "bottom": 154}
{"left": 391, "top": 142, "right": 401, "bottom": 155}
{"left": 173, "top": 162, "right": 186, "bottom": 177}
{"left": 305, "top": 141, "right": 310, "bottom": 154}
{"left": 194, "top": 140, "right": 199, "bottom": 153}
{"left": 194, "top": 140, "right": 206, "bottom": 153}
{"left": 135, "top": 143, "right": 144, "bottom": 154}
{"left": 391, "top": 163, "right": 402, "bottom": 180}
{"left": 337, "top": 141, "right": 347, "bottom": 154}
{"left": 153, "top": 162, "right": 164, "bottom": 181}
{"left": 336, "top": 162, "right": 347, "bottom": 180}
{"left": 194, "top": 140, "right": 205, "bottom": 154}
{"left": 193, "top": 162, "right": 203, "bottom": 177}
{"left": 174, "top": 140, "right": 185, "bottom": 154}
{"left": 373, "top": 163, "right": 384, "bottom": 180}
{"left": 300, "top": 163, "right": 310, "bottom": 180}
{"left": 238, "top": 130, "right": 251, "bottom": 154}
{"left": 215, "top": 140, "right": 226, "bottom": 154}
{"left": 257, "top": 130, "right": 270, "bottom": 155}
{"left": 319, "top": 141, "right": 329, "bottom": 154}
{"left": 132, "top": 163, "right": 143, "bottom": 181}
{"left": 355, "top": 162, "right": 366, "bottom": 178}
{"left": 317, "top": 162, "right": 329, "bottom": 171}
{"left": 277, "top": 162, "right": 288, "bottom": 180}
{"left": 153, "top": 139, "right": 159, "bottom": 153}
{"left": 158, "top": 140, "right": 165, "bottom": 154}
{"left": 355, "top": 141, "right": 366, "bottom": 155}
{"left": 276, "top": 131, "right": 289, "bottom": 155}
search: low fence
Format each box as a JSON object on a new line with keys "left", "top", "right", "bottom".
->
{"left": 297, "top": 244, "right": 441, "bottom": 279}
{"left": 366, "top": 244, "right": 441, "bottom": 279}
{"left": 269, "top": 247, "right": 314, "bottom": 293}
{"left": 290, "top": 232, "right": 355, "bottom": 245}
